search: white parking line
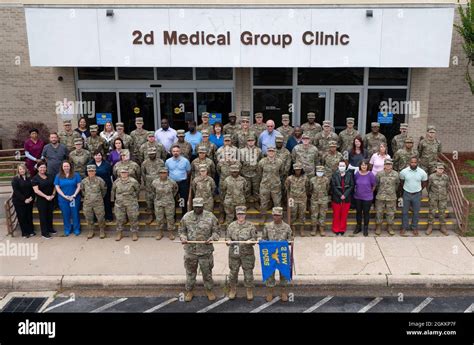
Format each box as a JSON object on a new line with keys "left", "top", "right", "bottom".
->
{"left": 303, "top": 296, "right": 334, "bottom": 313}
{"left": 42, "top": 298, "right": 75, "bottom": 313}
{"left": 358, "top": 297, "right": 383, "bottom": 313}
{"left": 90, "top": 298, "right": 128, "bottom": 313}
{"left": 250, "top": 297, "right": 281, "bottom": 313}
{"left": 464, "top": 303, "right": 474, "bottom": 313}
{"left": 144, "top": 298, "right": 178, "bottom": 313}
{"left": 197, "top": 297, "right": 229, "bottom": 313}
{"left": 411, "top": 297, "right": 433, "bottom": 313}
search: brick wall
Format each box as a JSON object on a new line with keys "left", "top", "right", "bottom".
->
{"left": 0, "top": 6, "right": 76, "bottom": 149}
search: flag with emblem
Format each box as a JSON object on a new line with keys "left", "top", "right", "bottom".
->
{"left": 258, "top": 240, "right": 292, "bottom": 282}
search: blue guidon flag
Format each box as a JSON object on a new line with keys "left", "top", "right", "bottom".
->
{"left": 258, "top": 241, "right": 292, "bottom": 282}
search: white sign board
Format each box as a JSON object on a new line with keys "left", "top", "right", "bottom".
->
{"left": 24, "top": 7, "right": 454, "bottom": 67}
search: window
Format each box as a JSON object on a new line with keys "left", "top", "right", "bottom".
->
{"left": 369, "top": 68, "right": 409, "bottom": 86}
{"left": 298, "top": 68, "right": 364, "bottom": 85}
{"left": 118, "top": 68, "right": 154, "bottom": 80}
{"left": 197, "top": 92, "right": 232, "bottom": 125}
{"left": 119, "top": 92, "right": 155, "bottom": 133}
{"left": 196, "top": 68, "right": 233, "bottom": 80}
{"left": 80, "top": 92, "right": 118, "bottom": 129}
{"left": 78, "top": 67, "right": 115, "bottom": 80}
{"left": 253, "top": 89, "right": 292, "bottom": 127}
{"left": 253, "top": 68, "right": 293, "bottom": 86}
{"left": 156, "top": 68, "right": 193, "bottom": 80}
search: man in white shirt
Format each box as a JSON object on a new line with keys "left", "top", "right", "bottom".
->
{"left": 154, "top": 118, "right": 177, "bottom": 153}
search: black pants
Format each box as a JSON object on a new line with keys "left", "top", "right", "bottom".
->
{"left": 177, "top": 179, "right": 190, "bottom": 214}
{"left": 13, "top": 202, "right": 34, "bottom": 236}
{"left": 104, "top": 184, "right": 113, "bottom": 220}
{"left": 355, "top": 198, "right": 372, "bottom": 227}
{"left": 36, "top": 198, "right": 54, "bottom": 236}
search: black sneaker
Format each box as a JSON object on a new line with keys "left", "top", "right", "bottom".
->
{"left": 49, "top": 229, "right": 57, "bottom": 234}
{"left": 31, "top": 232, "right": 37, "bottom": 237}
{"left": 42, "top": 234, "right": 52, "bottom": 239}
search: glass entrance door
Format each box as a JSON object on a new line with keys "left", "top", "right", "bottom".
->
{"left": 299, "top": 90, "right": 329, "bottom": 125}
{"left": 329, "top": 89, "right": 362, "bottom": 134}
{"left": 159, "top": 92, "right": 195, "bottom": 130}
{"left": 118, "top": 91, "right": 155, "bottom": 133}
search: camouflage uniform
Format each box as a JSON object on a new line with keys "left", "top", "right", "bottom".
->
{"left": 391, "top": 127, "right": 408, "bottom": 155}
{"left": 232, "top": 129, "right": 258, "bottom": 149}
{"left": 427, "top": 172, "right": 449, "bottom": 225}
{"left": 239, "top": 145, "right": 263, "bottom": 204}
{"left": 130, "top": 127, "right": 148, "bottom": 164}
{"left": 87, "top": 126, "right": 107, "bottom": 156}
{"left": 216, "top": 143, "right": 238, "bottom": 162}
{"left": 258, "top": 153, "right": 284, "bottom": 214}
{"left": 112, "top": 175, "right": 140, "bottom": 233}
{"left": 113, "top": 158, "right": 141, "bottom": 183}
{"left": 81, "top": 173, "right": 107, "bottom": 233}
{"left": 175, "top": 140, "right": 193, "bottom": 161}
{"left": 191, "top": 156, "right": 215, "bottom": 180}
{"left": 291, "top": 140, "right": 319, "bottom": 179}
{"left": 364, "top": 130, "right": 387, "bottom": 156}
{"left": 197, "top": 113, "right": 213, "bottom": 133}
{"left": 375, "top": 168, "right": 400, "bottom": 226}
{"left": 58, "top": 130, "right": 81, "bottom": 153}
{"left": 221, "top": 167, "right": 250, "bottom": 224}
{"left": 251, "top": 113, "right": 266, "bottom": 138}
{"left": 338, "top": 119, "right": 359, "bottom": 155}
{"left": 285, "top": 170, "right": 309, "bottom": 226}
{"left": 198, "top": 138, "right": 217, "bottom": 162}
{"left": 139, "top": 138, "right": 167, "bottom": 163}
{"left": 301, "top": 114, "right": 322, "bottom": 143}
{"left": 393, "top": 146, "right": 418, "bottom": 172}
{"left": 69, "top": 147, "right": 91, "bottom": 178}
{"left": 141, "top": 152, "right": 165, "bottom": 212}
{"left": 152, "top": 175, "right": 178, "bottom": 232}
{"left": 226, "top": 215, "right": 257, "bottom": 288}
{"left": 418, "top": 132, "right": 442, "bottom": 174}
{"left": 217, "top": 158, "right": 241, "bottom": 190}
{"left": 115, "top": 132, "right": 133, "bottom": 150}
{"left": 309, "top": 171, "right": 330, "bottom": 229}
{"left": 191, "top": 174, "right": 216, "bottom": 212}
{"left": 223, "top": 113, "right": 239, "bottom": 136}
{"left": 179, "top": 206, "right": 220, "bottom": 292}
{"left": 262, "top": 216, "right": 293, "bottom": 288}
{"left": 322, "top": 150, "right": 344, "bottom": 177}
{"left": 276, "top": 114, "right": 294, "bottom": 146}
{"left": 314, "top": 128, "right": 339, "bottom": 154}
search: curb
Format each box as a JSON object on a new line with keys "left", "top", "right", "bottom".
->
{"left": 1, "top": 274, "right": 473, "bottom": 291}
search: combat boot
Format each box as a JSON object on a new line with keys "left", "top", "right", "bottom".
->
{"left": 299, "top": 225, "right": 305, "bottom": 237}
{"left": 99, "top": 227, "right": 106, "bottom": 239}
{"left": 363, "top": 225, "right": 369, "bottom": 237}
{"left": 206, "top": 289, "right": 216, "bottom": 301}
{"left": 281, "top": 288, "right": 288, "bottom": 302}
{"left": 146, "top": 214, "right": 155, "bottom": 225}
{"left": 228, "top": 286, "right": 237, "bottom": 300}
{"left": 155, "top": 230, "right": 164, "bottom": 240}
{"left": 375, "top": 224, "right": 382, "bottom": 236}
{"left": 319, "top": 225, "right": 326, "bottom": 237}
{"left": 246, "top": 288, "right": 254, "bottom": 301}
{"left": 265, "top": 288, "right": 274, "bottom": 302}
{"left": 353, "top": 224, "right": 362, "bottom": 235}
{"left": 132, "top": 232, "right": 139, "bottom": 241}
{"left": 115, "top": 231, "right": 123, "bottom": 241}
{"left": 87, "top": 229, "right": 95, "bottom": 239}
{"left": 440, "top": 224, "right": 448, "bottom": 236}
{"left": 184, "top": 291, "right": 193, "bottom": 302}
{"left": 425, "top": 224, "right": 433, "bottom": 235}
{"left": 387, "top": 225, "right": 395, "bottom": 236}
{"left": 168, "top": 230, "right": 175, "bottom": 240}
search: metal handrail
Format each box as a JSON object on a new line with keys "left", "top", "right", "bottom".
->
{"left": 439, "top": 153, "right": 471, "bottom": 234}
{"left": 4, "top": 193, "right": 18, "bottom": 236}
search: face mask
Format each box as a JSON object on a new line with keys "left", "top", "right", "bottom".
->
{"left": 316, "top": 172, "right": 324, "bottom": 177}
{"left": 338, "top": 166, "right": 346, "bottom": 173}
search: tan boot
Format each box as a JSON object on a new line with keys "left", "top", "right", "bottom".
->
{"left": 115, "top": 231, "right": 123, "bottom": 241}
{"left": 425, "top": 224, "right": 433, "bottom": 235}
{"left": 281, "top": 288, "right": 288, "bottom": 302}
{"left": 310, "top": 226, "right": 317, "bottom": 236}
{"left": 146, "top": 214, "right": 155, "bottom": 225}
{"left": 265, "top": 288, "right": 274, "bottom": 302}
{"left": 184, "top": 291, "right": 193, "bottom": 302}
{"left": 168, "top": 231, "right": 175, "bottom": 241}
{"left": 387, "top": 225, "right": 395, "bottom": 236}
{"left": 206, "top": 289, "right": 216, "bottom": 301}
{"left": 440, "top": 224, "right": 448, "bottom": 236}
{"left": 132, "top": 232, "right": 139, "bottom": 241}
{"left": 156, "top": 230, "right": 164, "bottom": 240}
{"left": 87, "top": 229, "right": 95, "bottom": 239}
{"left": 299, "top": 225, "right": 305, "bottom": 237}
{"left": 375, "top": 224, "right": 382, "bottom": 236}
{"left": 246, "top": 288, "right": 254, "bottom": 301}
{"left": 228, "top": 286, "right": 237, "bottom": 300}
{"left": 319, "top": 225, "right": 326, "bottom": 237}
{"left": 99, "top": 228, "right": 106, "bottom": 239}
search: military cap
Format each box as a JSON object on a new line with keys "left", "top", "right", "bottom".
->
{"left": 236, "top": 206, "right": 247, "bottom": 214}
{"left": 224, "top": 134, "right": 232, "bottom": 140}
{"left": 201, "top": 112, "right": 210, "bottom": 118}
{"left": 436, "top": 162, "right": 445, "bottom": 169}
{"left": 275, "top": 135, "right": 284, "bottom": 143}
{"left": 74, "top": 138, "right": 83, "bottom": 144}
{"left": 384, "top": 158, "right": 393, "bottom": 165}
{"left": 86, "top": 164, "right": 96, "bottom": 171}
{"left": 427, "top": 125, "right": 437, "bottom": 132}
{"left": 241, "top": 116, "right": 250, "bottom": 122}
{"left": 63, "top": 119, "right": 72, "bottom": 125}
{"left": 316, "top": 165, "right": 325, "bottom": 172}
{"left": 293, "top": 162, "right": 303, "bottom": 170}
{"left": 267, "top": 146, "right": 276, "bottom": 151}
{"left": 116, "top": 122, "right": 124, "bottom": 128}
{"left": 176, "top": 129, "right": 185, "bottom": 137}
{"left": 230, "top": 164, "right": 240, "bottom": 172}
{"left": 201, "top": 129, "right": 210, "bottom": 137}
{"left": 307, "top": 112, "right": 316, "bottom": 119}
{"left": 302, "top": 133, "right": 311, "bottom": 139}
{"left": 120, "top": 149, "right": 130, "bottom": 156}
{"left": 147, "top": 147, "right": 157, "bottom": 154}
{"left": 255, "top": 112, "right": 263, "bottom": 118}
{"left": 147, "top": 131, "right": 155, "bottom": 137}
{"left": 193, "top": 198, "right": 204, "bottom": 207}
{"left": 247, "top": 136, "right": 256, "bottom": 141}
{"left": 159, "top": 167, "right": 168, "bottom": 173}
{"left": 135, "top": 117, "right": 144, "bottom": 124}
{"left": 272, "top": 207, "right": 283, "bottom": 215}
{"left": 198, "top": 164, "right": 208, "bottom": 171}
{"left": 281, "top": 114, "right": 290, "bottom": 120}
{"left": 346, "top": 117, "right": 355, "bottom": 124}
{"left": 328, "top": 140, "right": 337, "bottom": 147}
{"left": 89, "top": 125, "right": 98, "bottom": 132}
{"left": 197, "top": 146, "right": 207, "bottom": 154}
{"left": 119, "top": 166, "right": 129, "bottom": 173}
{"left": 371, "top": 122, "right": 380, "bottom": 127}
{"left": 228, "top": 112, "right": 237, "bottom": 117}
{"left": 322, "top": 120, "right": 331, "bottom": 127}
{"left": 400, "top": 123, "right": 409, "bottom": 128}
{"left": 404, "top": 137, "right": 414, "bottom": 143}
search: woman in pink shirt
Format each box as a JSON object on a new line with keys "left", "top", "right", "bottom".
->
{"left": 369, "top": 143, "right": 390, "bottom": 176}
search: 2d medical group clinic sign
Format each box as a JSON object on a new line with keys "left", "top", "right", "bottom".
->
{"left": 24, "top": 7, "right": 454, "bottom": 67}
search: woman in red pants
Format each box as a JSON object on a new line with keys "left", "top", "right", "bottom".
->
{"left": 331, "top": 160, "right": 354, "bottom": 236}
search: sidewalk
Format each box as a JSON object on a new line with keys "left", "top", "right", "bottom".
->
{"left": 0, "top": 219, "right": 473, "bottom": 291}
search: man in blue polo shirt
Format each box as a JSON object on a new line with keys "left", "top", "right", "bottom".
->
{"left": 399, "top": 157, "right": 428, "bottom": 236}
{"left": 166, "top": 145, "right": 192, "bottom": 213}
{"left": 258, "top": 120, "right": 281, "bottom": 155}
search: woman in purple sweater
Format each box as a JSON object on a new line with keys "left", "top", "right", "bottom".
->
{"left": 353, "top": 160, "right": 376, "bottom": 236}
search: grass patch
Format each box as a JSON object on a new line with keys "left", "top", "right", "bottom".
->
{"left": 466, "top": 160, "right": 474, "bottom": 168}
{"left": 462, "top": 189, "right": 474, "bottom": 236}
{"left": 461, "top": 170, "right": 474, "bottom": 183}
